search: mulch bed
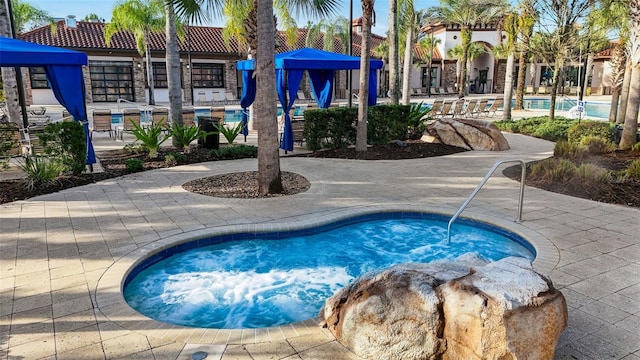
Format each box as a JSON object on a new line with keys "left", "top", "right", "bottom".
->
{"left": 2, "top": 142, "right": 639, "bottom": 208}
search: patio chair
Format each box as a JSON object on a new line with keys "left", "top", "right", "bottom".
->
{"left": 451, "top": 100, "right": 465, "bottom": 117}
{"left": 525, "top": 86, "right": 534, "bottom": 95}
{"left": 484, "top": 98, "right": 504, "bottom": 117}
{"left": 415, "top": 88, "right": 425, "bottom": 97}
{"left": 151, "top": 108, "right": 169, "bottom": 128}
{"left": 24, "top": 125, "right": 46, "bottom": 155}
{"left": 292, "top": 118, "right": 305, "bottom": 146}
{"left": 92, "top": 109, "right": 113, "bottom": 138}
{"left": 446, "top": 87, "right": 457, "bottom": 95}
{"left": 472, "top": 99, "right": 489, "bottom": 117}
{"left": 62, "top": 110, "right": 74, "bottom": 121}
{"left": 430, "top": 88, "right": 440, "bottom": 97}
{"left": 462, "top": 99, "right": 478, "bottom": 117}
{"left": 438, "top": 101, "right": 454, "bottom": 118}
{"left": 195, "top": 91, "right": 208, "bottom": 105}
{"left": 297, "top": 90, "right": 312, "bottom": 103}
{"left": 182, "top": 108, "right": 195, "bottom": 127}
{"left": 118, "top": 109, "right": 141, "bottom": 139}
{"left": 438, "top": 88, "right": 448, "bottom": 96}
{"left": 537, "top": 86, "right": 548, "bottom": 95}
{"left": 427, "top": 99, "right": 444, "bottom": 117}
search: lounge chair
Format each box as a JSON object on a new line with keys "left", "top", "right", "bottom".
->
{"left": 92, "top": 109, "right": 113, "bottom": 138}
{"left": 438, "top": 88, "right": 448, "bottom": 96}
{"left": 537, "top": 86, "right": 548, "bottom": 95}
{"left": 462, "top": 99, "right": 478, "bottom": 117}
{"left": 415, "top": 88, "right": 426, "bottom": 97}
{"left": 451, "top": 100, "right": 465, "bottom": 117}
{"left": 430, "top": 88, "right": 440, "bottom": 96}
{"left": 472, "top": 99, "right": 489, "bottom": 117}
{"left": 525, "top": 86, "right": 534, "bottom": 95}
{"left": 24, "top": 125, "right": 46, "bottom": 155}
{"left": 182, "top": 108, "right": 195, "bottom": 127}
{"left": 484, "top": 98, "right": 504, "bottom": 117}
{"left": 196, "top": 91, "right": 208, "bottom": 105}
{"left": 212, "top": 92, "right": 225, "bottom": 105}
{"left": 446, "top": 87, "right": 457, "bottom": 95}
{"left": 152, "top": 108, "right": 169, "bottom": 128}
{"left": 438, "top": 101, "right": 453, "bottom": 118}
{"left": 225, "top": 91, "right": 239, "bottom": 105}
{"left": 117, "top": 109, "right": 141, "bottom": 139}
{"left": 297, "top": 90, "right": 310, "bottom": 103}
{"left": 427, "top": 99, "right": 444, "bottom": 117}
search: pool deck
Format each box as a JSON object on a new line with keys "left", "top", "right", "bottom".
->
{"left": 1, "top": 129, "right": 640, "bottom": 359}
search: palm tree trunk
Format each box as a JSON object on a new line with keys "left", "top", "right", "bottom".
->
{"left": 608, "top": 44, "right": 626, "bottom": 122}
{"left": 514, "top": 48, "right": 527, "bottom": 110}
{"left": 548, "top": 60, "right": 562, "bottom": 121}
{"left": 144, "top": 32, "right": 156, "bottom": 105}
{"left": 165, "top": 1, "right": 182, "bottom": 149}
{"left": 459, "top": 27, "right": 471, "bottom": 97}
{"left": 609, "top": 90, "right": 621, "bottom": 122}
{"left": 619, "top": 63, "right": 640, "bottom": 150}
{"left": 401, "top": 27, "right": 414, "bottom": 105}
{"left": 503, "top": 52, "right": 515, "bottom": 120}
{"left": 356, "top": 0, "right": 374, "bottom": 152}
{"left": 388, "top": 0, "right": 399, "bottom": 104}
{"left": 0, "top": 1, "right": 22, "bottom": 127}
{"left": 617, "top": 61, "right": 632, "bottom": 124}
{"left": 256, "top": 0, "right": 282, "bottom": 193}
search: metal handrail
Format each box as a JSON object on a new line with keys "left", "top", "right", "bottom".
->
{"left": 117, "top": 99, "right": 153, "bottom": 123}
{"left": 447, "top": 159, "right": 527, "bottom": 244}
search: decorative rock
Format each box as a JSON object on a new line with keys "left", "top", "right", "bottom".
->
{"left": 320, "top": 256, "right": 567, "bottom": 360}
{"left": 424, "top": 118, "right": 510, "bottom": 151}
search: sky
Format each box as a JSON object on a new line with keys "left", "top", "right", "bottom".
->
{"left": 28, "top": 0, "right": 440, "bottom": 37}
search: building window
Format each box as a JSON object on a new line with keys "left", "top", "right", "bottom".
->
{"left": 191, "top": 63, "right": 224, "bottom": 88}
{"left": 421, "top": 67, "right": 437, "bottom": 88}
{"left": 152, "top": 62, "right": 168, "bottom": 88}
{"left": 89, "top": 62, "right": 134, "bottom": 102}
{"left": 29, "top": 67, "right": 50, "bottom": 89}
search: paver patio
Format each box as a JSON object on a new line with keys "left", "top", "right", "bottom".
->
{"left": 1, "top": 132, "right": 639, "bottom": 359}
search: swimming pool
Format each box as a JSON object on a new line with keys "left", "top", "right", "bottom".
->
{"left": 123, "top": 212, "right": 534, "bottom": 329}
{"left": 519, "top": 98, "right": 611, "bottom": 118}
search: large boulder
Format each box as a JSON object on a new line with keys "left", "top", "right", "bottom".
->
{"left": 424, "top": 118, "right": 510, "bottom": 151}
{"left": 320, "top": 256, "right": 567, "bottom": 360}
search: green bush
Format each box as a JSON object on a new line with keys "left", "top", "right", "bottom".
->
{"left": 215, "top": 122, "right": 244, "bottom": 146}
{"left": 164, "top": 151, "right": 187, "bottom": 166}
{"left": 579, "top": 135, "right": 616, "bottom": 155}
{"left": 494, "top": 116, "right": 574, "bottom": 141}
{"left": 567, "top": 121, "right": 614, "bottom": 144}
{"left": 123, "top": 143, "right": 147, "bottom": 155}
{"left": 38, "top": 121, "right": 86, "bottom": 175}
{"left": 624, "top": 159, "right": 640, "bottom": 180}
{"left": 129, "top": 120, "right": 171, "bottom": 159}
{"left": 124, "top": 158, "right": 144, "bottom": 172}
{"left": 405, "top": 102, "right": 431, "bottom": 140}
{"left": 530, "top": 158, "right": 576, "bottom": 183}
{"left": 631, "top": 143, "right": 640, "bottom": 154}
{"left": 210, "top": 144, "right": 258, "bottom": 160}
{"left": 170, "top": 123, "right": 206, "bottom": 153}
{"left": 19, "top": 155, "right": 62, "bottom": 190}
{"left": 554, "top": 141, "right": 586, "bottom": 160}
{"left": 573, "top": 163, "right": 611, "bottom": 184}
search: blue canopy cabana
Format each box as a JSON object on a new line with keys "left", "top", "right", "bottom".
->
{"left": 236, "top": 48, "right": 384, "bottom": 152}
{"left": 0, "top": 36, "right": 95, "bottom": 166}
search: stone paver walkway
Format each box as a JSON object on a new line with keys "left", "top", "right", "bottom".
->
{"left": 1, "top": 132, "right": 639, "bottom": 359}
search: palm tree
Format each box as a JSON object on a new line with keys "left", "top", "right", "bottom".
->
{"left": 448, "top": 42, "right": 485, "bottom": 92}
{"left": 171, "top": 0, "right": 338, "bottom": 194}
{"left": 305, "top": 17, "right": 350, "bottom": 53}
{"left": 356, "top": 0, "right": 374, "bottom": 152}
{"left": 608, "top": 44, "right": 627, "bottom": 122}
{"left": 10, "top": 0, "right": 56, "bottom": 33}
{"left": 105, "top": 0, "right": 165, "bottom": 105}
{"left": 388, "top": 0, "right": 400, "bottom": 104}
{"left": 1, "top": 0, "right": 55, "bottom": 127}
{"left": 417, "top": 34, "right": 442, "bottom": 94}
{"left": 432, "top": 0, "right": 507, "bottom": 97}
{"left": 513, "top": 0, "right": 537, "bottom": 111}
{"left": 164, "top": 1, "right": 183, "bottom": 138}
{"left": 501, "top": 13, "right": 518, "bottom": 120}
{"left": 618, "top": 0, "right": 639, "bottom": 150}
{"left": 399, "top": 5, "right": 430, "bottom": 105}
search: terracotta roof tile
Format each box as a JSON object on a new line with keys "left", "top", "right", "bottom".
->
{"left": 20, "top": 20, "right": 385, "bottom": 58}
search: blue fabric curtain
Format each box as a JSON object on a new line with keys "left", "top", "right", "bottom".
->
{"left": 239, "top": 70, "right": 256, "bottom": 141}
{"left": 308, "top": 70, "right": 334, "bottom": 108}
{"left": 44, "top": 65, "right": 96, "bottom": 165}
{"left": 276, "top": 69, "right": 304, "bottom": 151}
{"left": 368, "top": 69, "right": 378, "bottom": 106}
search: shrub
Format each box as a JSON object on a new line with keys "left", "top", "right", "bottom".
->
{"left": 38, "top": 121, "right": 86, "bottom": 175}
{"left": 579, "top": 136, "right": 615, "bottom": 155}
{"left": 567, "top": 121, "right": 614, "bottom": 144}
{"left": 631, "top": 143, "right": 640, "bottom": 154}
{"left": 170, "top": 123, "right": 206, "bottom": 153}
{"left": 210, "top": 144, "right": 258, "bottom": 160}
{"left": 19, "top": 155, "right": 62, "bottom": 190}
{"left": 123, "top": 143, "right": 147, "bottom": 155}
{"left": 405, "top": 102, "right": 431, "bottom": 140}
{"left": 215, "top": 121, "right": 245, "bottom": 146}
{"left": 124, "top": 158, "right": 144, "bottom": 172}
{"left": 554, "top": 141, "right": 586, "bottom": 160}
{"left": 624, "top": 159, "right": 640, "bottom": 180}
{"left": 0, "top": 122, "right": 19, "bottom": 170}
{"left": 572, "top": 163, "right": 611, "bottom": 184}
{"left": 129, "top": 120, "right": 171, "bottom": 159}
{"left": 530, "top": 158, "right": 576, "bottom": 183}
{"left": 164, "top": 151, "right": 187, "bottom": 166}
{"left": 494, "top": 116, "right": 573, "bottom": 142}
